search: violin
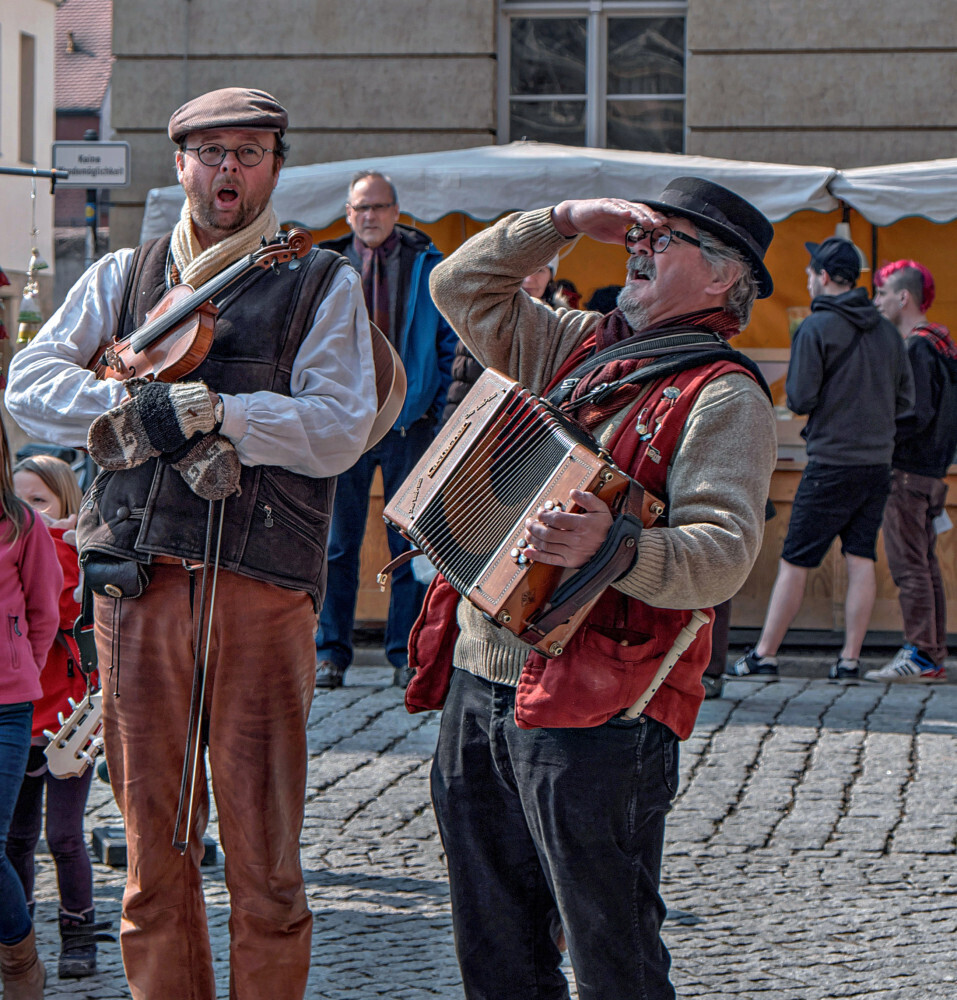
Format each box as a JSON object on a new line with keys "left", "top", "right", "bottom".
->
{"left": 92, "top": 228, "right": 314, "bottom": 383}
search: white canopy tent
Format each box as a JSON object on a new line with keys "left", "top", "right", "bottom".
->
{"left": 831, "top": 158, "right": 957, "bottom": 226}
{"left": 140, "top": 141, "right": 843, "bottom": 240}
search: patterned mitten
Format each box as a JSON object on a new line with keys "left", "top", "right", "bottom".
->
{"left": 172, "top": 433, "right": 242, "bottom": 501}
{"left": 87, "top": 381, "right": 216, "bottom": 471}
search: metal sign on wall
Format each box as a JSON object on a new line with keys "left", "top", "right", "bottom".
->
{"left": 52, "top": 141, "right": 131, "bottom": 188}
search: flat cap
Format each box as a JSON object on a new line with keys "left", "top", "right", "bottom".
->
{"left": 168, "top": 87, "right": 288, "bottom": 144}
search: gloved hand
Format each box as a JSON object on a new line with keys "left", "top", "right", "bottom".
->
{"left": 88, "top": 380, "right": 216, "bottom": 471}
{"left": 172, "top": 433, "right": 242, "bottom": 501}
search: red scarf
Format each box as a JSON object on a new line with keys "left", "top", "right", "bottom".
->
{"left": 565, "top": 308, "right": 740, "bottom": 429}
{"left": 912, "top": 321, "right": 957, "bottom": 361}
{"left": 356, "top": 230, "right": 400, "bottom": 339}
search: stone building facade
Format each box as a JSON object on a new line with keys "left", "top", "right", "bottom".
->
{"left": 106, "top": 0, "right": 957, "bottom": 250}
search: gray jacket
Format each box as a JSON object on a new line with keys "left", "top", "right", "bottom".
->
{"left": 786, "top": 287, "right": 914, "bottom": 465}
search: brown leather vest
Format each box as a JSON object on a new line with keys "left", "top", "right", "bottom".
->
{"left": 77, "top": 235, "right": 347, "bottom": 605}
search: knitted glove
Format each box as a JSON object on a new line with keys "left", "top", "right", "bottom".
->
{"left": 172, "top": 433, "right": 242, "bottom": 501}
{"left": 88, "top": 381, "right": 216, "bottom": 471}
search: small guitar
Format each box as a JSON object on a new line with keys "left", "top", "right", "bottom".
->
{"left": 364, "top": 323, "right": 406, "bottom": 452}
{"left": 43, "top": 690, "right": 104, "bottom": 779}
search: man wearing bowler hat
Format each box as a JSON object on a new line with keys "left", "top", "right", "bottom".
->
{"left": 405, "top": 179, "right": 779, "bottom": 998}
{"left": 730, "top": 237, "right": 913, "bottom": 683}
{"left": 6, "top": 87, "right": 377, "bottom": 998}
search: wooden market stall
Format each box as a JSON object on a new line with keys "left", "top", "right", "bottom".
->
{"left": 141, "top": 146, "right": 957, "bottom": 637}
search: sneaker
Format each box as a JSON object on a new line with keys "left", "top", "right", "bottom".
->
{"left": 863, "top": 645, "right": 946, "bottom": 683}
{"left": 725, "top": 648, "right": 778, "bottom": 679}
{"left": 829, "top": 658, "right": 860, "bottom": 683}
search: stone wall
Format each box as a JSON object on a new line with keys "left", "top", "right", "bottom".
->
{"left": 686, "top": 0, "right": 957, "bottom": 166}
{"left": 108, "top": 0, "right": 496, "bottom": 249}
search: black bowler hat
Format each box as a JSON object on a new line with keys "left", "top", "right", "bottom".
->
{"left": 804, "top": 237, "right": 861, "bottom": 285}
{"left": 642, "top": 177, "right": 775, "bottom": 298}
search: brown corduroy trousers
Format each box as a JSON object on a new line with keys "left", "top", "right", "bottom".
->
{"left": 96, "top": 565, "right": 317, "bottom": 1000}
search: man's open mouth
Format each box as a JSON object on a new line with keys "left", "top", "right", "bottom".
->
{"left": 216, "top": 186, "right": 239, "bottom": 204}
{"left": 628, "top": 260, "right": 655, "bottom": 282}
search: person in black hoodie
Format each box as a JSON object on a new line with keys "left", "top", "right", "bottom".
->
{"left": 729, "top": 237, "right": 914, "bottom": 682}
{"left": 864, "top": 260, "right": 957, "bottom": 682}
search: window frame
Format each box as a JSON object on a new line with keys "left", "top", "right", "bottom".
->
{"left": 498, "top": 0, "right": 688, "bottom": 150}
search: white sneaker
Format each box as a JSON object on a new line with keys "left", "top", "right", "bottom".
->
{"left": 863, "top": 646, "right": 946, "bottom": 683}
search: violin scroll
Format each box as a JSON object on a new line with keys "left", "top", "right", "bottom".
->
{"left": 254, "top": 228, "right": 313, "bottom": 272}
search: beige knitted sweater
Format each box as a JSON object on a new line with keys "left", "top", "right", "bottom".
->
{"left": 429, "top": 207, "right": 777, "bottom": 686}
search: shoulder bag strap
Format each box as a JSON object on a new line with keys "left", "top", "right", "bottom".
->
{"left": 818, "top": 328, "right": 865, "bottom": 389}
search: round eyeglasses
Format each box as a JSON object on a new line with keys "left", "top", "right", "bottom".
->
{"left": 625, "top": 225, "right": 702, "bottom": 255}
{"left": 184, "top": 143, "right": 276, "bottom": 167}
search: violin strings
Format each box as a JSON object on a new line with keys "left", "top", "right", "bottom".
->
{"left": 128, "top": 252, "right": 256, "bottom": 353}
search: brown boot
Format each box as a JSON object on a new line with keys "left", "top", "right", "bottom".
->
{"left": 0, "top": 926, "right": 45, "bottom": 999}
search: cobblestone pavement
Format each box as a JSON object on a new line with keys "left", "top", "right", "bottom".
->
{"left": 30, "top": 650, "right": 957, "bottom": 999}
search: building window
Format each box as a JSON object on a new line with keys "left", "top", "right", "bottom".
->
{"left": 20, "top": 32, "right": 36, "bottom": 164}
{"left": 500, "top": 2, "right": 686, "bottom": 152}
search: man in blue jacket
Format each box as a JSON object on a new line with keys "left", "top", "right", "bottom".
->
{"left": 729, "top": 237, "right": 914, "bottom": 682}
{"left": 316, "top": 171, "right": 457, "bottom": 688}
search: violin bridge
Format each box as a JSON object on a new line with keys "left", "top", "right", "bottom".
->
{"left": 103, "top": 345, "right": 125, "bottom": 374}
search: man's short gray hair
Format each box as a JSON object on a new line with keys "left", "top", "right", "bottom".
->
{"left": 693, "top": 226, "right": 759, "bottom": 329}
{"left": 348, "top": 170, "right": 398, "bottom": 205}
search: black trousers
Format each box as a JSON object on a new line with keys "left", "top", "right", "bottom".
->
{"left": 431, "top": 669, "right": 679, "bottom": 1000}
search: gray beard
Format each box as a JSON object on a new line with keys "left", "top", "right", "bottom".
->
{"left": 617, "top": 256, "right": 655, "bottom": 331}
{"left": 616, "top": 283, "right": 649, "bottom": 331}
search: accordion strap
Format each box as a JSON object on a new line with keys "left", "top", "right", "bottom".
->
{"left": 518, "top": 478, "right": 649, "bottom": 644}
{"left": 377, "top": 548, "right": 421, "bottom": 590}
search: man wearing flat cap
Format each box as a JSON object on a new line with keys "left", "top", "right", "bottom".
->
{"left": 404, "top": 180, "right": 778, "bottom": 998}
{"left": 6, "top": 87, "right": 377, "bottom": 998}
{"left": 731, "top": 237, "right": 913, "bottom": 684}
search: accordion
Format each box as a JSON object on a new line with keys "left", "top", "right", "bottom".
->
{"left": 382, "top": 368, "right": 664, "bottom": 657}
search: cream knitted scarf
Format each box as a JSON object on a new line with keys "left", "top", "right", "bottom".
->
{"left": 170, "top": 197, "right": 280, "bottom": 288}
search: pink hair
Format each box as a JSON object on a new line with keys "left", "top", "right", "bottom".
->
{"left": 874, "top": 259, "right": 935, "bottom": 312}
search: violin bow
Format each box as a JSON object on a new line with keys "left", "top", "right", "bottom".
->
{"left": 172, "top": 498, "right": 227, "bottom": 854}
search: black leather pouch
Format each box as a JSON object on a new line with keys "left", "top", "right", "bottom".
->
{"left": 81, "top": 553, "right": 151, "bottom": 600}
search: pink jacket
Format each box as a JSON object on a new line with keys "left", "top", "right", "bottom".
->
{"left": 0, "top": 510, "right": 63, "bottom": 706}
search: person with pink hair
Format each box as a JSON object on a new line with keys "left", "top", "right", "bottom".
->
{"left": 868, "top": 259, "right": 957, "bottom": 682}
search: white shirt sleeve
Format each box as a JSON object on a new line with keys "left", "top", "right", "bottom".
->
{"left": 6, "top": 252, "right": 378, "bottom": 479}
{"left": 217, "top": 265, "right": 377, "bottom": 477}
{"left": 6, "top": 250, "right": 139, "bottom": 448}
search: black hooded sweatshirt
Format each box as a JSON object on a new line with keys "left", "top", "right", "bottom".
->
{"left": 894, "top": 327, "right": 957, "bottom": 478}
{"left": 786, "top": 287, "right": 914, "bottom": 466}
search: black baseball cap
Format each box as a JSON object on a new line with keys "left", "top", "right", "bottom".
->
{"left": 805, "top": 237, "right": 860, "bottom": 284}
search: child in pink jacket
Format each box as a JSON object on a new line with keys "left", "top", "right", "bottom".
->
{"left": 0, "top": 424, "right": 62, "bottom": 1000}
{"left": 8, "top": 454, "right": 111, "bottom": 979}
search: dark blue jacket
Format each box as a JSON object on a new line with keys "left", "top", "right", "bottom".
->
{"left": 322, "top": 225, "right": 458, "bottom": 432}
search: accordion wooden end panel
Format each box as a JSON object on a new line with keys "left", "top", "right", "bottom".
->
{"left": 383, "top": 368, "right": 651, "bottom": 657}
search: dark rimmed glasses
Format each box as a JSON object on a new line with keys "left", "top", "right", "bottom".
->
{"left": 184, "top": 143, "right": 277, "bottom": 167}
{"left": 625, "top": 225, "right": 702, "bottom": 255}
